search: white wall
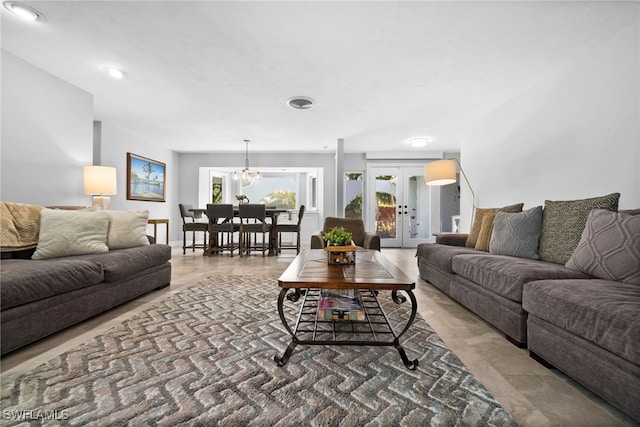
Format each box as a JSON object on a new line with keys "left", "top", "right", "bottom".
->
{"left": 460, "top": 22, "right": 640, "bottom": 232}
{"left": 1, "top": 51, "right": 93, "bottom": 205}
{"left": 99, "top": 122, "right": 179, "bottom": 244}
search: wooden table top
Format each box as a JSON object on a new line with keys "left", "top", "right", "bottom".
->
{"left": 278, "top": 249, "right": 415, "bottom": 291}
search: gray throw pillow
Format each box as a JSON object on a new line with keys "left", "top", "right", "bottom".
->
{"left": 566, "top": 209, "right": 640, "bottom": 285}
{"left": 538, "top": 193, "right": 620, "bottom": 264}
{"left": 490, "top": 206, "right": 543, "bottom": 259}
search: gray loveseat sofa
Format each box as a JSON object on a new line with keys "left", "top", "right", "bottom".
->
{"left": 0, "top": 203, "right": 172, "bottom": 355}
{"left": 416, "top": 195, "right": 639, "bottom": 421}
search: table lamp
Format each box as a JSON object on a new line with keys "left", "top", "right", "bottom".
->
{"left": 84, "top": 166, "right": 117, "bottom": 210}
{"left": 424, "top": 158, "right": 476, "bottom": 228}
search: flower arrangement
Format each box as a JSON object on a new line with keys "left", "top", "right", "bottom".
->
{"left": 323, "top": 226, "right": 353, "bottom": 246}
{"left": 235, "top": 194, "right": 249, "bottom": 204}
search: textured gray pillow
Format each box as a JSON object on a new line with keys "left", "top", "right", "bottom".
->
{"left": 566, "top": 209, "right": 640, "bottom": 285}
{"left": 490, "top": 206, "right": 543, "bottom": 259}
{"left": 539, "top": 193, "right": 620, "bottom": 265}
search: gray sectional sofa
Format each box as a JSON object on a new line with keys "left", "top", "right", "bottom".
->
{"left": 416, "top": 196, "right": 639, "bottom": 421}
{"left": 0, "top": 203, "right": 172, "bottom": 355}
{"left": 1, "top": 243, "right": 171, "bottom": 355}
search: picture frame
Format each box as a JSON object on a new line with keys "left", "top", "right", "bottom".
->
{"left": 126, "top": 153, "right": 166, "bottom": 202}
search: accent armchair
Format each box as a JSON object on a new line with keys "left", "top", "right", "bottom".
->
{"left": 310, "top": 217, "right": 380, "bottom": 251}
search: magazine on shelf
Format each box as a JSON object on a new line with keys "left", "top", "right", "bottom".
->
{"left": 318, "top": 289, "right": 365, "bottom": 321}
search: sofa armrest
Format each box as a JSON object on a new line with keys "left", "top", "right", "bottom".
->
{"left": 310, "top": 233, "right": 325, "bottom": 249}
{"left": 147, "top": 235, "right": 156, "bottom": 244}
{"left": 363, "top": 233, "right": 381, "bottom": 251}
{"left": 435, "top": 233, "right": 468, "bottom": 247}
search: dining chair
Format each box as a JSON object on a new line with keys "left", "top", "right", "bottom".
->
{"left": 178, "top": 203, "right": 208, "bottom": 254}
{"left": 239, "top": 204, "right": 271, "bottom": 257}
{"left": 275, "top": 205, "right": 305, "bottom": 254}
{"left": 206, "top": 204, "right": 239, "bottom": 256}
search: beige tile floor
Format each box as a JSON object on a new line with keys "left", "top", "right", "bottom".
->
{"left": 2, "top": 247, "right": 637, "bottom": 426}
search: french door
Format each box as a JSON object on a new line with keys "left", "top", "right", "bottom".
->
{"left": 366, "top": 166, "right": 436, "bottom": 248}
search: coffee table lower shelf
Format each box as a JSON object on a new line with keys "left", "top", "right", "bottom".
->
{"left": 274, "top": 287, "right": 419, "bottom": 370}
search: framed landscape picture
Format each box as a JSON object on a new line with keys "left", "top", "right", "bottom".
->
{"left": 126, "top": 153, "right": 166, "bottom": 202}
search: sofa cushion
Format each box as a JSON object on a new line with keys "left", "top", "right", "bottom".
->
{"left": 490, "top": 206, "right": 543, "bottom": 260}
{"left": 0, "top": 259, "right": 104, "bottom": 310}
{"left": 465, "top": 203, "right": 524, "bottom": 248}
{"left": 66, "top": 244, "right": 171, "bottom": 283}
{"left": 106, "top": 210, "right": 151, "bottom": 250}
{"left": 538, "top": 193, "right": 620, "bottom": 265}
{"left": 452, "top": 254, "right": 592, "bottom": 302}
{"left": 32, "top": 209, "right": 110, "bottom": 260}
{"left": 415, "top": 243, "right": 482, "bottom": 274}
{"left": 565, "top": 209, "right": 640, "bottom": 286}
{"left": 523, "top": 279, "right": 640, "bottom": 365}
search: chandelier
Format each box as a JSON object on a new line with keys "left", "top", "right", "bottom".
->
{"left": 232, "top": 139, "right": 262, "bottom": 183}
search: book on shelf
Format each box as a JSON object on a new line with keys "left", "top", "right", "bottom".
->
{"left": 318, "top": 289, "right": 365, "bottom": 321}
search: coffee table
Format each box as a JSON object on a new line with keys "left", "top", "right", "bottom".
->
{"left": 274, "top": 249, "right": 419, "bottom": 369}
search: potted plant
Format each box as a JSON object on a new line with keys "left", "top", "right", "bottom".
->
{"left": 323, "top": 226, "right": 356, "bottom": 264}
{"left": 323, "top": 226, "right": 353, "bottom": 246}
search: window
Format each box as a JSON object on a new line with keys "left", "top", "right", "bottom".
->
{"left": 344, "top": 172, "right": 363, "bottom": 219}
{"left": 199, "top": 167, "right": 323, "bottom": 213}
{"left": 240, "top": 174, "right": 298, "bottom": 209}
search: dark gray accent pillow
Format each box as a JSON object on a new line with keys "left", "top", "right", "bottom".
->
{"left": 490, "top": 206, "right": 543, "bottom": 259}
{"left": 566, "top": 209, "right": 640, "bottom": 285}
{"left": 539, "top": 193, "right": 620, "bottom": 265}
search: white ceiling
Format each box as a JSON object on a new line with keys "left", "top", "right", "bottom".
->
{"left": 2, "top": 1, "right": 636, "bottom": 154}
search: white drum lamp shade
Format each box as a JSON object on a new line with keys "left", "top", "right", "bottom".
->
{"left": 424, "top": 158, "right": 476, "bottom": 228}
{"left": 84, "top": 166, "right": 117, "bottom": 210}
{"left": 424, "top": 159, "right": 457, "bottom": 186}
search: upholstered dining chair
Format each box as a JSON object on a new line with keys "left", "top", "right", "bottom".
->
{"left": 206, "top": 204, "right": 239, "bottom": 256}
{"left": 178, "top": 203, "right": 208, "bottom": 254}
{"left": 310, "top": 217, "right": 381, "bottom": 251}
{"left": 275, "top": 205, "right": 305, "bottom": 254}
{"left": 238, "top": 204, "right": 271, "bottom": 257}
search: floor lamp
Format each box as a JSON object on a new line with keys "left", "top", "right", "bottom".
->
{"left": 84, "top": 166, "right": 117, "bottom": 210}
{"left": 424, "top": 158, "right": 476, "bottom": 231}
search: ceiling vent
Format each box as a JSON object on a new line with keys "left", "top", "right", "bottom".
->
{"left": 287, "top": 96, "right": 315, "bottom": 110}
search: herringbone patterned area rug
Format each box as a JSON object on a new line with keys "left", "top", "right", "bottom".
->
{"left": 1, "top": 275, "right": 516, "bottom": 426}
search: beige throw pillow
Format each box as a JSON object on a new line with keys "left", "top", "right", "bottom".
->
{"left": 474, "top": 212, "right": 497, "bottom": 252}
{"left": 466, "top": 203, "right": 524, "bottom": 248}
{"left": 106, "top": 210, "right": 150, "bottom": 249}
{"left": 32, "top": 209, "right": 110, "bottom": 259}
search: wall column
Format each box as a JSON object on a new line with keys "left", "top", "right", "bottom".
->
{"left": 335, "top": 138, "right": 344, "bottom": 216}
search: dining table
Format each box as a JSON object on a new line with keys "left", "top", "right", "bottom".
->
{"left": 190, "top": 206, "right": 288, "bottom": 256}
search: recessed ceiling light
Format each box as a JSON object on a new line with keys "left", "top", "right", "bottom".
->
{"left": 409, "top": 137, "right": 430, "bottom": 147}
{"left": 3, "top": 1, "right": 41, "bottom": 21}
{"left": 103, "top": 67, "right": 125, "bottom": 79}
{"left": 287, "top": 96, "right": 315, "bottom": 110}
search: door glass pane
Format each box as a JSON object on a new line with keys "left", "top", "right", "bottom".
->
{"left": 375, "top": 175, "right": 397, "bottom": 238}
{"left": 344, "top": 172, "right": 363, "bottom": 218}
{"left": 407, "top": 175, "right": 430, "bottom": 239}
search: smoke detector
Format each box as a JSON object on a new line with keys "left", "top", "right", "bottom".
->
{"left": 287, "top": 96, "right": 315, "bottom": 110}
